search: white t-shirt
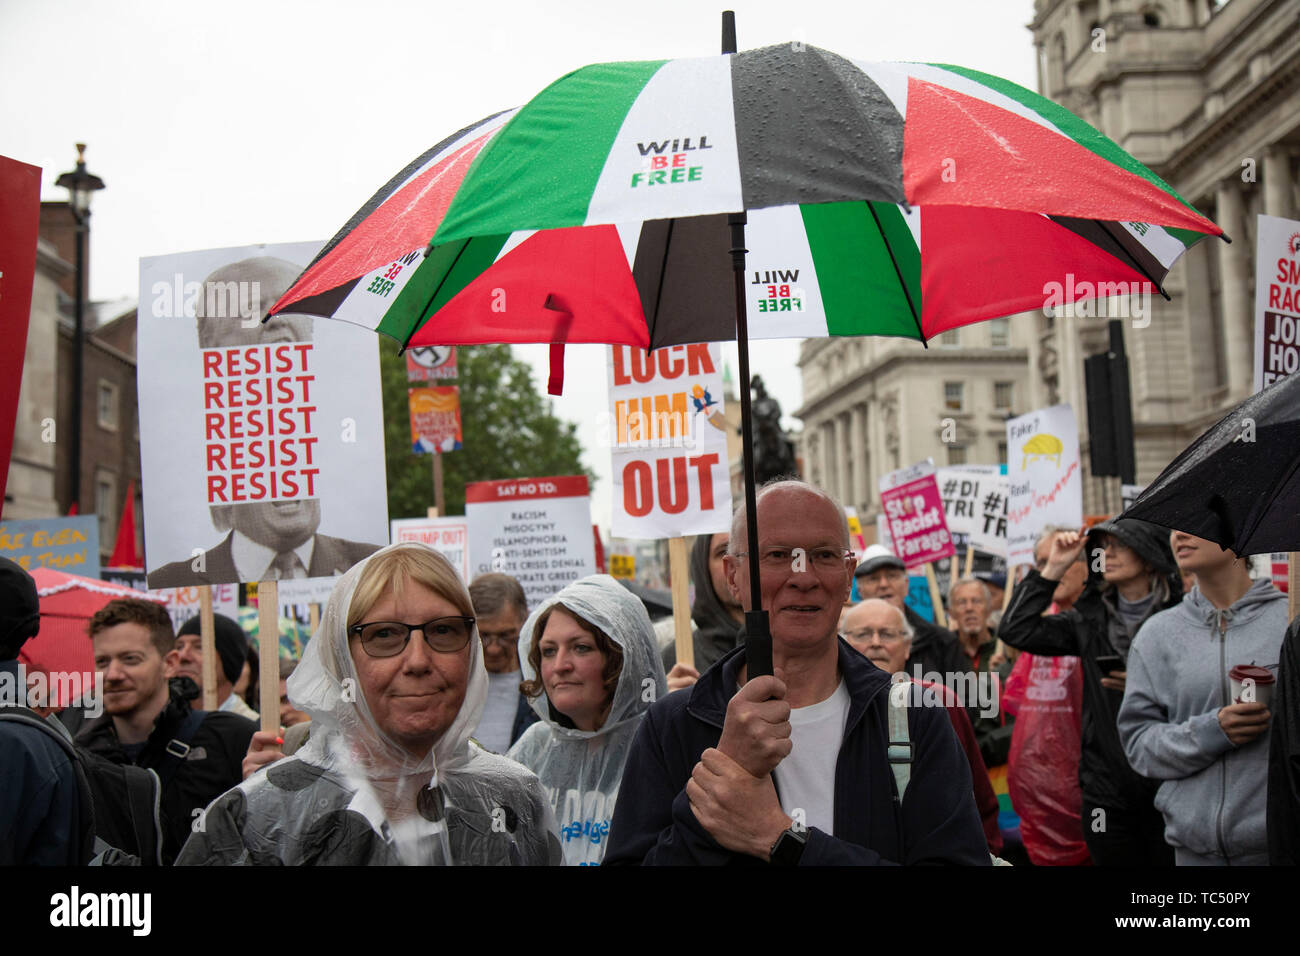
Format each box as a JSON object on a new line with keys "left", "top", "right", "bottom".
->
{"left": 772, "top": 680, "right": 850, "bottom": 835}
{"left": 474, "top": 670, "right": 522, "bottom": 754}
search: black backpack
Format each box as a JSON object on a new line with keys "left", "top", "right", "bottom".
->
{"left": 0, "top": 706, "right": 163, "bottom": 866}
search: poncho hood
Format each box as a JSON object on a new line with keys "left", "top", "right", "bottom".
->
{"left": 285, "top": 541, "right": 488, "bottom": 860}
{"left": 517, "top": 574, "right": 667, "bottom": 737}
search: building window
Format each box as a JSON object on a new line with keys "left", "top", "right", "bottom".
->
{"left": 939, "top": 328, "right": 960, "bottom": 347}
{"left": 947, "top": 444, "right": 968, "bottom": 466}
{"left": 97, "top": 381, "right": 119, "bottom": 431}
{"left": 990, "top": 317, "right": 1010, "bottom": 348}
{"left": 998, "top": 441, "right": 1009, "bottom": 465}
{"left": 944, "top": 382, "right": 964, "bottom": 411}
{"left": 95, "top": 471, "right": 116, "bottom": 552}
{"left": 994, "top": 381, "right": 1014, "bottom": 410}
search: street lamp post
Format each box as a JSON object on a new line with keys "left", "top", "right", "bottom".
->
{"left": 55, "top": 143, "right": 105, "bottom": 514}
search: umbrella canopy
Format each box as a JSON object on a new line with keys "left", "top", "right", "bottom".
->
{"left": 1122, "top": 372, "right": 1300, "bottom": 555}
{"left": 269, "top": 33, "right": 1223, "bottom": 676}
{"left": 271, "top": 47, "right": 1220, "bottom": 349}
{"left": 21, "top": 568, "right": 168, "bottom": 702}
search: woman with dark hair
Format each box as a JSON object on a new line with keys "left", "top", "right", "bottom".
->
{"left": 508, "top": 574, "right": 666, "bottom": 865}
{"left": 998, "top": 517, "right": 1183, "bottom": 866}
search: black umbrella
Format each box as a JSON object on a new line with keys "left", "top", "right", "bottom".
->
{"left": 1122, "top": 372, "right": 1300, "bottom": 554}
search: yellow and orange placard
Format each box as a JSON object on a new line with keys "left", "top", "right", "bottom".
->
{"left": 408, "top": 386, "right": 462, "bottom": 453}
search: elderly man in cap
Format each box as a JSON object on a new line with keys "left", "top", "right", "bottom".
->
{"left": 840, "top": 597, "right": 1002, "bottom": 855}
{"left": 171, "top": 613, "right": 259, "bottom": 721}
{"left": 853, "top": 545, "right": 968, "bottom": 682}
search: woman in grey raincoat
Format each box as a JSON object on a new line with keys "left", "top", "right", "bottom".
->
{"left": 507, "top": 575, "right": 667, "bottom": 865}
{"left": 177, "top": 543, "right": 561, "bottom": 865}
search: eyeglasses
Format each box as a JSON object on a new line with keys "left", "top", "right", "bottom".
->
{"left": 479, "top": 630, "right": 519, "bottom": 648}
{"left": 733, "top": 547, "right": 855, "bottom": 573}
{"left": 844, "top": 627, "right": 908, "bottom": 643}
{"left": 348, "top": 617, "right": 475, "bottom": 658}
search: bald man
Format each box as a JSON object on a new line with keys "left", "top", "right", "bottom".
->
{"left": 147, "top": 257, "right": 379, "bottom": 589}
{"left": 605, "top": 479, "right": 988, "bottom": 866}
{"left": 841, "top": 598, "right": 1001, "bottom": 855}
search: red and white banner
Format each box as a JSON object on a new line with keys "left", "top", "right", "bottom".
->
{"left": 607, "top": 343, "right": 731, "bottom": 539}
{"left": 406, "top": 345, "right": 457, "bottom": 382}
{"left": 1254, "top": 214, "right": 1300, "bottom": 391}
{"left": 878, "top": 460, "right": 955, "bottom": 569}
{"left": 391, "top": 516, "right": 471, "bottom": 584}
{"left": 465, "top": 476, "right": 595, "bottom": 610}
{"left": 0, "top": 154, "right": 41, "bottom": 507}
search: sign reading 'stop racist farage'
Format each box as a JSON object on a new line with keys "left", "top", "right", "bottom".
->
{"left": 465, "top": 476, "right": 595, "bottom": 611}
{"left": 139, "top": 243, "right": 388, "bottom": 589}
{"left": 878, "top": 460, "right": 954, "bottom": 569}
{"left": 608, "top": 343, "right": 731, "bottom": 539}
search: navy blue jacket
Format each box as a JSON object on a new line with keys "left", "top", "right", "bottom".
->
{"left": 0, "top": 660, "right": 89, "bottom": 865}
{"left": 603, "top": 640, "right": 990, "bottom": 865}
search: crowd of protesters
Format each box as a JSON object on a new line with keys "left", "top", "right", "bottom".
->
{"left": 3, "top": 473, "right": 1298, "bottom": 865}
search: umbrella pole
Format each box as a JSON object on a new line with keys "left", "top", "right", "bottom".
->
{"left": 730, "top": 210, "right": 773, "bottom": 679}
{"left": 721, "top": 9, "right": 772, "bottom": 679}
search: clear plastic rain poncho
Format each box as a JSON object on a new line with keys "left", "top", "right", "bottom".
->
{"left": 176, "top": 542, "right": 561, "bottom": 866}
{"left": 507, "top": 574, "right": 667, "bottom": 865}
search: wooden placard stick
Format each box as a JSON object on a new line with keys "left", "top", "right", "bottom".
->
{"left": 1002, "top": 565, "right": 1018, "bottom": 612}
{"left": 963, "top": 545, "right": 975, "bottom": 578}
{"left": 924, "top": 563, "right": 948, "bottom": 629}
{"left": 432, "top": 453, "right": 446, "bottom": 519}
{"left": 198, "top": 586, "right": 219, "bottom": 712}
{"left": 308, "top": 602, "right": 320, "bottom": 636}
{"left": 668, "top": 536, "right": 694, "bottom": 670}
{"left": 258, "top": 579, "right": 280, "bottom": 734}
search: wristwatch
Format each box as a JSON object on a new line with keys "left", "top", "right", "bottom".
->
{"left": 768, "top": 826, "right": 807, "bottom": 865}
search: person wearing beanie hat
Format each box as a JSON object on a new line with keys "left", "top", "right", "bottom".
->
{"left": 0, "top": 556, "right": 41, "bottom": 661}
{"left": 173, "top": 614, "right": 259, "bottom": 721}
{"left": 1, "top": 558, "right": 92, "bottom": 863}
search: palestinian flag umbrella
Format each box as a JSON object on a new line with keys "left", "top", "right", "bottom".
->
{"left": 272, "top": 52, "right": 1219, "bottom": 351}
{"left": 270, "top": 25, "right": 1222, "bottom": 675}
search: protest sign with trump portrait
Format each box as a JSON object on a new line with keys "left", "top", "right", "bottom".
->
{"left": 139, "top": 242, "right": 387, "bottom": 588}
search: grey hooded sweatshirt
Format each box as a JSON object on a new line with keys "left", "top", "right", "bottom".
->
{"left": 508, "top": 574, "right": 667, "bottom": 865}
{"left": 1118, "top": 578, "right": 1288, "bottom": 864}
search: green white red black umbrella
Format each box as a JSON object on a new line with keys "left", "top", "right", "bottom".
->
{"left": 270, "top": 47, "right": 1221, "bottom": 348}
{"left": 268, "top": 36, "right": 1224, "bottom": 677}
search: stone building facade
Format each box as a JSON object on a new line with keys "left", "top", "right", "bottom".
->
{"left": 796, "top": 0, "right": 1298, "bottom": 534}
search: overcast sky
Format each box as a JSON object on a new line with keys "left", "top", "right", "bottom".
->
{"left": 1, "top": 0, "right": 1039, "bottom": 532}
